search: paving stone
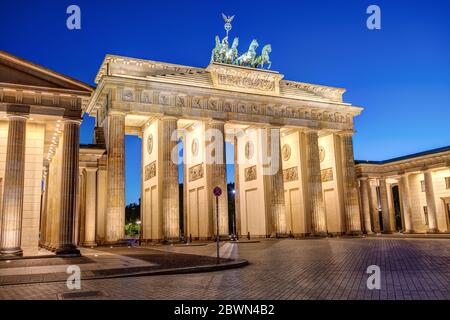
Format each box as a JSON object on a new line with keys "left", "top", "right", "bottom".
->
{"left": 0, "top": 238, "right": 448, "bottom": 300}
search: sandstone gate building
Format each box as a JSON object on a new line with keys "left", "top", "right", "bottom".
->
{"left": 0, "top": 51, "right": 448, "bottom": 257}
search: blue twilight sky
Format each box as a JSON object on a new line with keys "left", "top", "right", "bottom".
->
{"left": 1, "top": 0, "right": 449, "bottom": 204}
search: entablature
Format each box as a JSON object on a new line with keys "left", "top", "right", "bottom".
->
{"left": 356, "top": 151, "right": 450, "bottom": 178}
{"left": 88, "top": 76, "right": 362, "bottom": 131}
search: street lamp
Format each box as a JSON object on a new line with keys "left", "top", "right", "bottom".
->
{"left": 136, "top": 220, "right": 142, "bottom": 246}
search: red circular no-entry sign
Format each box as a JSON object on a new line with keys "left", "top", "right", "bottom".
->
{"left": 213, "top": 186, "right": 222, "bottom": 197}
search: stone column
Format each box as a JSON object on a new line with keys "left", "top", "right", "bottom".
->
{"left": 96, "top": 166, "right": 107, "bottom": 243}
{"left": 0, "top": 115, "right": 27, "bottom": 257}
{"left": 339, "top": 133, "right": 362, "bottom": 235}
{"left": 208, "top": 120, "right": 229, "bottom": 237}
{"left": 265, "top": 127, "right": 287, "bottom": 236}
{"left": 105, "top": 112, "right": 125, "bottom": 244}
{"left": 233, "top": 136, "right": 241, "bottom": 237}
{"left": 83, "top": 168, "right": 98, "bottom": 246}
{"left": 368, "top": 179, "right": 381, "bottom": 233}
{"left": 39, "top": 167, "right": 49, "bottom": 247}
{"left": 305, "top": 130, "right": 327, "bottom": 236}
{"left": 182, "top": 135, "right": 188, "bottom": 240}
{"left": 399, "top": 173, "right": 414, "bottom": 233}
{"left": 161, "top": 117, "right": 180, "bottom": 241}
{"left": 423, "top": 169, "right": 439, "bottom": 233}
{"left": 359, "top": 178, "right": 373, "bottom": 234}
{"left": 43, "top": 162, "right": 55, "bottom": 248}
{"left": 379, "top": 178, "right": 395, "bottom": 233}
{"left": 55, "top": 120, "right": 80, "bottom": 256}
{"left": 77, "top": 171, "right": 85, "bottom": 245}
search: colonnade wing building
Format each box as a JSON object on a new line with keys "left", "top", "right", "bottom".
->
{"left": 0, "top": 51, "right": 92, "bottom": 256}
{"left": 0, "top": 51, "right": 448, "bottom": 257}
{"left": 356, "top": 146, "right": 450, "bottom": 234}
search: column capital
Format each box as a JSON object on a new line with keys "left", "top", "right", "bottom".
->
{"left": 208, "top": 118, "right": 226, "bottom": 125}
{"left": 62, "top": 118, "right": 82, "bottom": 126}
{"left": 336, "top": 130, "right": 355, "bottom": 137}
{"left": 84, "top": 167, "right": 98, "bottom": 173}
{"left": 5, "top": 114, "right": 29, "bottom": 121}
{"left": 263, "top": 124, "right": 283, "bottom": 130}
{"left": 108, "top": 110, "right": 127, "bottom": 117}
{"left": 161, "top": 116, "right": 178, "bottom": 121}
{"left": 398, "top": 171, "right": 412, "bottom": 178}
{"left": 422, "top": 167, "right": 434, "bottom": 174}
{"left": 302, "top": 127, "right": 320, "bottom": 134}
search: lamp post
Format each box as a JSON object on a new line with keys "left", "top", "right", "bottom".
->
{"left": 136, "top": 220, "right": 142, "bottom": 246}
{"left": 213, "top": 186, "right": 222, "bottom": 264}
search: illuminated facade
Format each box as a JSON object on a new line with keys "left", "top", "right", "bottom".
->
{"left": 1, "top": 50, "right": 446, "bottom": 258}
{"left": 356, "top": 147, "right": 450, "bottom": 234}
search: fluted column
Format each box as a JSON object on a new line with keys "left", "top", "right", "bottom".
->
{"left": 233, "top": 136, "right": 241, "bottom": 237}
{"left": 339, "top": 133, "right": 362, "bottom": 235}
{"left": 379, "top": 177, "right": 395, "bottom": 233}
{"left": 77, "top": 171, "right": 85, "bottom": 245}
{"left": 266, "top": 127, "right": 287, "bottom": 236}
{"left": 399, "top": 173, "right": 414, "bottom": 233}
{"left": 0, "top": 115, "right": 27, "bottom": 257}
{"left": 55, "top": 119, "right": 80, "bottom": 256}
{"left": 305, "top": 131, "right": 327, "bottom": 236}
{"left": 39, "top": 167, "right": 49, "bottom": 247}
{"left": 105, "top": 112, "right": 125, "bottom": 243}
{"left": 43, "top": 162, "right": 56, "bottom": 248}
{"left": 84, "top": 168, "right": 98, "bottom": 246}
{"left": 359, "top": 178, "right": 373, "bottom": 234}
{"left": 161, "top": 117, "right": 180, "bottom": 241}
{"left": 368, "top": 179, "right": 381, "bottom": 233}
{"left": 208, "top": 120, "right": 229, "bottom": 237}
{"left": 423, "top": 169, "right": 438, "bottom": 233}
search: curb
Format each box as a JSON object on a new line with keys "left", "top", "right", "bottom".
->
{"left": 366, "top": 234, "right": 450, "bottom": 240}
{"left": 0, "top": 259, "right": 249, "bottom": 287}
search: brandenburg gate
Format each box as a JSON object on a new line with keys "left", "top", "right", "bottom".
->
{"left": 84, "top": 52, "right": 364, "bottom": 244}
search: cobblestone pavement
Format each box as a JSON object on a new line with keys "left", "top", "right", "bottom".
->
{"left": 0, "top": 238, "right": 449, "bottom": 300}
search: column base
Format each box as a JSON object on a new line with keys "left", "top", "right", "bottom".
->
{"left": 402, "top": 230, "right": 416, "bottom": 234}
{"left": 55, "top": 245, "right": 81, "bottom": 257}
{"left": 365, "top": 231, "right": 375, "bottom": 235}
{"left": 346, "top": 230, "right": 363, "bottom": 236}
{"left": 381, "top": 230, "right": 395, "bottom": 234}
{"left": 83, "top": 242, "right": 98, "bottom": 247}
{"left": 310, "top": 231, "right": 328, "bottom": 238}
{"left": 104, "top": 239, "right": 127, "bottom": 246}
{"left": 275, "top": 233, "right": 289, "bottom": 238}
{"left": 163, "top": 238, "right": 183, "bottom": 244}
{"left": 426, "top": 228, "right": 439, "bottom": 234}
{"left": 0, "top": 248, "right": 23, "bottom": 258}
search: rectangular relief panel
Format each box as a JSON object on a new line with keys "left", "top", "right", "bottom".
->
{"left": 189, "top": 163, "right": 204, "bottom": 182}
{"left": 321, "top": 168, "right": 334, "bottom": 182}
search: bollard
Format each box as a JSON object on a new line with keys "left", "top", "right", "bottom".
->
{"left": 247, "top": 232, "right": 250, "bottom": 240}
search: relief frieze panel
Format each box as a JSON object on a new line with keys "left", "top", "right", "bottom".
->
{"left": 114, "top": 88, "right": 354, "bottom": 128}
{"left": 321, "top": 168, "right": 334, "bottom": 182}
{"left": 244, "top": 165, "right": 257, "bottom": 182}
{"left": 189, "top": 163, "right": 204, "bottom": 182}
{"left": 283, "top": 166, "right": 298, "bottom": 182}
{"left": 145, "top": 161, "right": 157, "bottom": 181}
